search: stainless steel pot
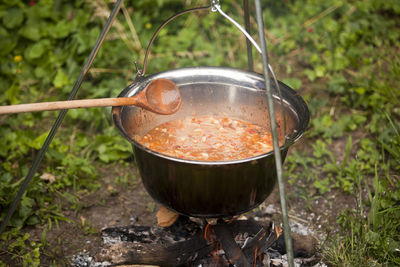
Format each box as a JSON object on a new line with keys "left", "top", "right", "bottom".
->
{"left": 112, "top": 67, "right": 309, "bottom": 218}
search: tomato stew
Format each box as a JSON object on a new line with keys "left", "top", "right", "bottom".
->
{"left": 137, "top": 116, "right": 274, "bottom": 161}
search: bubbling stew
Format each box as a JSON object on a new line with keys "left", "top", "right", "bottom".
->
{"left": 136, "top": 116, "right": 275, "bottom": 161}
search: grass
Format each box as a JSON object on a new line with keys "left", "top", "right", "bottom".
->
{"left": 276, "top": 0, "right": 400, "bottom": 264}
{"left": 0, "top": 0, "right": 399, "bottom": 265}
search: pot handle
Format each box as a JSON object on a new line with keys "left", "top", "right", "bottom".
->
{"left": 137, "top": 1, "right": 288, "bottom": 139}
{"left": 137, "top": 4, "right": 211, "bottom": 77}
{"left": 138, "top": 1, "right": 274, "bottom": 79}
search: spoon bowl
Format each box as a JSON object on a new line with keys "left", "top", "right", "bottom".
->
{"left": 142, "top": 79, "right": 182, "bottom": 115}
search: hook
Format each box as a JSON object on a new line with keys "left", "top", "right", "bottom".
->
{"left": 211, "top": 0, "right": 220, "bottom": 12}
{"left": 134, "top": 61, "right": 144, "bottom": 77}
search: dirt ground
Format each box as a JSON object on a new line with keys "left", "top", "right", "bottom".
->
{"left": 22, "top": 135, "right": 359, "bottom": 266}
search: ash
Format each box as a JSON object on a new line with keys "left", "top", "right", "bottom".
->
{"left": 71, "top": 250, "right": 111, "bottom": 267}
{"left": 268, "top": 254, "right": 328, "bottom": 267}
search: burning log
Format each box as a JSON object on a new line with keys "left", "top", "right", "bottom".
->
{"left": 213, "top": 223, "right": 252, "bottom": 267}
{"left": 97, "top": 217, "right": 211, "bottom": 266}
{"left": 97, "top": 234, "right": 215, "bottom": 266}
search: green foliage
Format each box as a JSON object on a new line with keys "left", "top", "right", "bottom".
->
{"left": 0, "top": 0, "right": 399, "bottom": 265}
{"left": 1, "top": 230, "right": 42, "bottom": 267}
{"left": 323, "top": 167, "right": 400, "bottom": 265}
{"left": 279, "top": 0, "right": 400, "bottom": 264}
{"left": 0, "top": 0, "right": 137, "bottom": 263}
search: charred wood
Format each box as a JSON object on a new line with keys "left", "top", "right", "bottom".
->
{"left": 96, "top": 217, "right": 319, "bottom": 266}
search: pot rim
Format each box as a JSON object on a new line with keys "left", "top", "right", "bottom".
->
{"left": 112, "top": 66, "right": 309, "bottom": 166}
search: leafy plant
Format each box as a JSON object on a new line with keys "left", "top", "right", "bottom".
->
{"left": 0, "top": 230, "right": 43, "bottom": 267}
{"left": 275, "top": 0, "right": 399, "bottom": 264}
{"left": 0, "top": 0, "right": 399, "bottom": 265}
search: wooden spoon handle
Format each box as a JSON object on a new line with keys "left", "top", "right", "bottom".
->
{"left": 0, "top": 97, "right": 138, "bottom": 115}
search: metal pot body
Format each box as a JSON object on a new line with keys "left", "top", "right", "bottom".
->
{"left": 134, "top": 143, "right": 286, "bottom": 217}
{"left": 112, "top": 67, "right": 309, "bottom": 218}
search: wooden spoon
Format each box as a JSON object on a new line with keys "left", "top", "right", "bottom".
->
{"left": 0, "top": 79, "right": 181, "bottom": 115}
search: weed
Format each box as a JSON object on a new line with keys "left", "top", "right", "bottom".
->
{"left": 0, "top": 0, "right": 399, "bottom": 265}
{"left": 0, "top": 230, "right": 42, "bottom": 267}
{"left": 278, "top": 0, "right": 400, "bottom": 264}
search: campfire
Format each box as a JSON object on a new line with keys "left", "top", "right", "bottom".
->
{"left": 72, "top": 207, "right": 320, "bottom": 267}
